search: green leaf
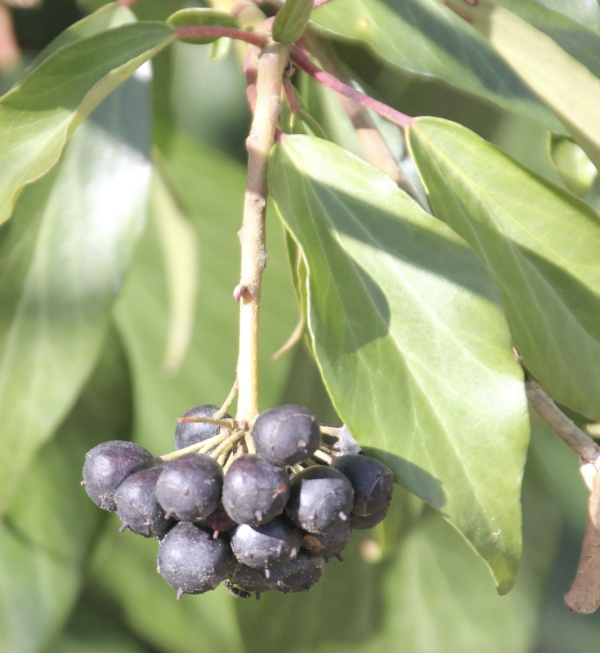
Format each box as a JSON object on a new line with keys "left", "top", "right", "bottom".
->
{"left": 548, "top": 134, "right": 597, "bottom": 197}
{"left": 29, "top": 3, "right": 138, "bottom": 70}
{"left": 273, "top": 0, "right": 314, "bottom": 45}
{"left": 310, "top": 0, "right": 563, "bottom": 131}
{"left": 534, "top": 0, "right": 600, "bottom": 31}
{"left": 167, "top": 8, "right": 239, "bottom": 45}
{"left": 0, "top": 326, "right": 133, "bottom": 653}
{"left": 0, "top": 80, "right": 151, "bottom": 513}
{"left": 440, "top": 0, "right": 600, "bottom": 170}
{"left": 408, "top": 117, "right": 600, "bottom": 421}
{"left": 269, "top": 134, "right": 529, "bottom": 593}
{"left": 151, "top": 163, "right": 199, "bottom": 373}
{"left": 0, "top": 21, "right": 174, "bottom": 226}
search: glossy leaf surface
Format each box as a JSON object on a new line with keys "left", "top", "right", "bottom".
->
{"left": 408, "top": 117, "right": 600, "bottom": 420}
{"left": 0, "top": 20, "right": 173, "bottom": 225}
{"left": 0, "top": 328, "right": 132, "bottom": 653}
{"left": 0, "top": 80, "right": 151, "bottom": 513}
{"left": 441, "top": 0, "right": 600, "bottom": 170}
{"left": 269, "top": 135, "right": 529, "bottom": 593}
{"left": 311, "top": 0, "right": 562, "bottom": 130}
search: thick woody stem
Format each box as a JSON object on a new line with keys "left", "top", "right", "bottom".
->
{"left": 236, "top": 41, "right": 289, "bottom": 421}
{"left": 525, "top": 376, "right": 600, "bottom": 463}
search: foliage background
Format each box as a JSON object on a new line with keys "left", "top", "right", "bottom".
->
{"left": 2, "top": 0, "right": 600, "bottom": 651}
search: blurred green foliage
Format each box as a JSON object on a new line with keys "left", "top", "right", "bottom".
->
{"left": 3, "top": 0, "right": 600, "bottom": 651}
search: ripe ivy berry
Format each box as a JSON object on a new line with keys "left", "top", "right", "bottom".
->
{"left": 231, "top": 516, "right": 302, "bottom": 570}
{"left": 286, "top": 466, "right": 354, "bottom": 534}
{"left": 115, "top": 467, "right": 174, "bottom": 539}
{"left": 174, "top": 404, "right": 230, "bottom": 450}
{"left": 331, "top": 454, "right": 394, "bottom": 516}
{"left": 253, "top": 404, "right": 321, "bottom": 465}
{"left": 158, "top": 522, "right": 234, "bottom": 598}
{"left": 351, "top": 506, "right": 389, "bottom": 530}
{"left": 222, "top": 454, "right": 290, "bottom": 526}
{"left": 82, "top": 441, "right": 154, "bottom": 511}
{"left": 156, "top": 453, "right": 223, "bottom": 522}
{"left": 302, "top": 520, "right": 352, "bottom": 560}
{"left": 269, "top": 550, "right": 324, "bottom": 594}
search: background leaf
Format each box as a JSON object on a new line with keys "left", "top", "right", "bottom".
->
{"left": 408, "top": 117, "right": 600, "bottom": 421}
{"left": 269, "top": 134, "right": 529, "bottom": 593}
{"left": 0, "top": 76, "right": 151, "bottom": 513}
{"left": 0, "top": 326, "right": 133, "bottom": 653}
{"left": 440, "top": 0, "right": 600, "bottom": 170}
{"left": 310, "top": 0, "right": 563, "bottom": 130}
{"left": 0, "top": 19, "right": 172, "bottom": 225}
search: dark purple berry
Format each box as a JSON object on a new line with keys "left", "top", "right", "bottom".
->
{"left": 286, "top": 466, "right": 354, "bottom": 534}
{"left": 231, "top": 517, "right": 302, "bottom": 570}
{"left": 231, "top": 565, "right": 273, "bottom": 596}
{"left": 253, "top": 405, "right": 321, "bottom": 466}
{"left": 82, "top": 441, "right": 154, "bottom": 511}
{"left": 115, "top": 467, "right": 173, "bottom": 539}
{"left": 351, "top": 506, "right": 389, "bottom": 530}
{"left": 156, "top": 453, "right": 223, "bottom": 521}
{"left": 270, "top": 550, "right": 324, "bottom": 593}
{"left": 158, "top": 522, "right": 233, "bottom": 596}
{"left": 222, "top": 454, "right": 290, "bottom": 527}
{"left": 204, "top": 508, "right": 237, "bottom": 536}
{"left": 174, "top": 404, "right": 229, "bottom": 450}
{"left": 331, "top": 454, "right": 394, "bottom": 516}
{"left": 302, "top": 520, "right": 351, "bottom": 560}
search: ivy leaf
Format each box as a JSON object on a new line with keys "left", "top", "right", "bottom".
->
{"left": 273, "top": 0, "right": 314, "bottom": 45}
{"left": 0, "top": 79, "right": 151, "bottom": 513}
{"left": 0, "top": 20, "right": 173, "bottom": 226}
{"left": 269, "top": 135, "right": 529, "bottom": 594}
{"left": 0, "top": 327, "right": 133, "bottom": 653}
{"left": 440, "top": 0, "right": 600, "bottom": 170}
{"left": 310, "top": 0, "right": 562, "bottom": 131}
{"left": 408, "top": 117, "right": 600, "bottom": 421}
{"left": 28, "top": 3, "right": 138, "bottom": 69}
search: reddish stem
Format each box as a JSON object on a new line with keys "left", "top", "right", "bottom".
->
{"left": 283, "top": 79, "right": 301, "bottom": 114}
{"left": 117, "top": 0, "right": 139, "bottom": 5}
{"left": 176, "top": 26, "right": 268, "bottom": 48}
{"left": 312, "top": 0, "right": 335, "bottom": 8}
{"left": 290, "top": 45, "right": 413, "bottom": 129}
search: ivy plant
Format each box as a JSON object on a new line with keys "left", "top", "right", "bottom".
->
{"left": 2, "top": 0, "right": 600, "bottom": 651}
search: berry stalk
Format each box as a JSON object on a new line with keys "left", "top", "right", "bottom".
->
{"left": 236, "top": 40, "right": 289, "bottom": 426}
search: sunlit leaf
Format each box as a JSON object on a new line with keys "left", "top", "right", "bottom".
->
{"left": 408, "top": 117, "right": 600, "bottom": 421}
{"left": 269, "top": 134, "right": 529, "bottom": 593}
{"left": 440, "top": 0, "right": 600, "bottom": 170}
{"left": 310, "top": 0, "right": 563, "bottom": 130}
{"left": 0, "top": 79, "right": 151, "bottom": 513}
{"left": 0, "top": 327, "right": 133, "bottom": 653}
{"left": 0, "top": 20, "right": 173, "bottom": 225}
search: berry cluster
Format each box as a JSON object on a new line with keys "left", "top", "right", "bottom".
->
{"left": 82, "top": 403, "right": 394, "bottom": 600}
